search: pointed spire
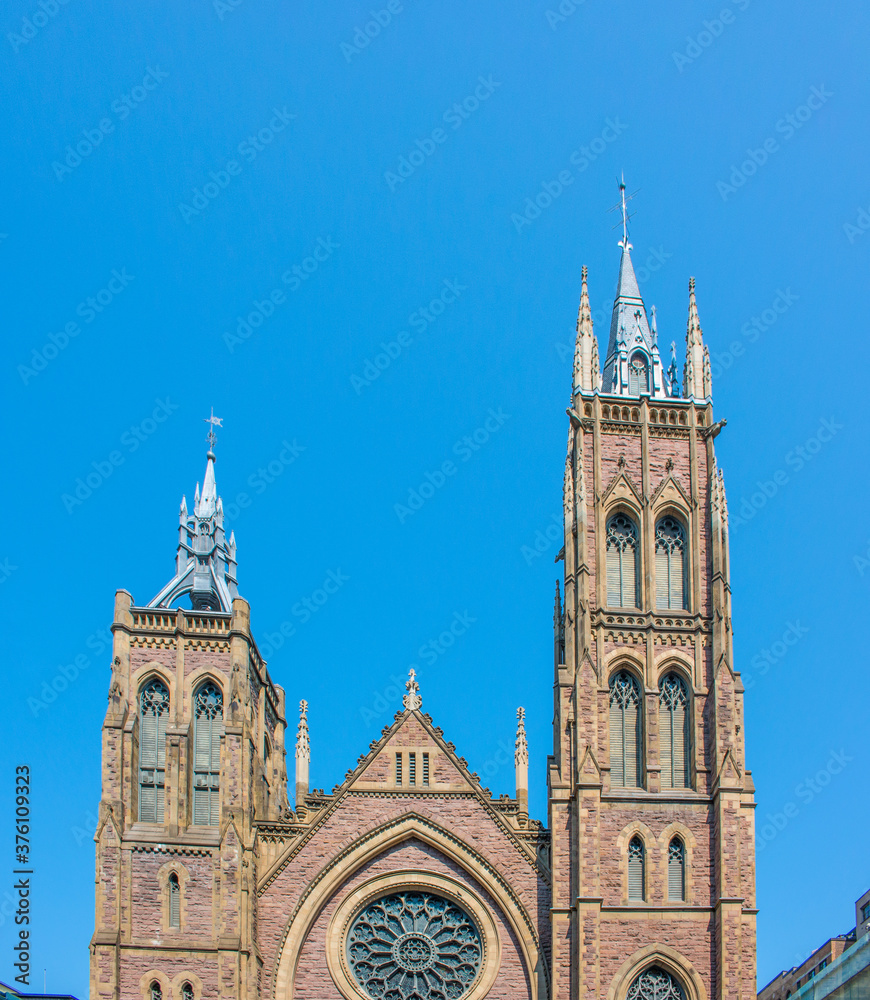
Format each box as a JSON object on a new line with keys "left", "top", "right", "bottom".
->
{"left": 515, "top": 707, "right": 529, "bottom": 819}
{"left": 573, "top": 266, "right": 599, "bottom": 396}
{"left": 295, "top": 700, "right": 310, "bottom": 808}
{"left": 147, "top": 419, "right": 239, "bottom": 612}
{"left": 684, "top": 277, "right": 711, "bottom": 399}
{"left": 601, "top": 181, "right": 668, "bottom": 398}
{"left": 403, "top": 668, "right": 422, "bottom": 711}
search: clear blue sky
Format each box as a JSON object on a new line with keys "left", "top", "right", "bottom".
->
{"left": 1, "top": 1, "right": 868, "bottom": 994}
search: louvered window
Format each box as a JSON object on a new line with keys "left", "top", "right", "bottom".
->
{"left": 628, "top": 836, "right": 645, "bottom": 901}
{"left": 192, "top": 682, "right": 223, "bottom": 826}
{"left": 655, "top": 517, "right": 687, "bottom": 610}
{"left": 422, "top": 752, "right": 430, "bottom": 786}
{"left": 138, "top": 679, "right": 169, "bottom": 823}
{"left": 395, "top": 753, "right": 402, "bottom": 785}
{"left": 606, "top": 514, "right": 639, "bottom": 608}
{"left": 628, "top": 352, "right": 650, "bottom": 395}
{"left": 168, "top": 872, "right": 180, "bottom": 928}
{"left": 659, "top": 673, "right": 690, "bottom": 790}
{"left": 408, "top": 752, "right": 416, "bottom": 785}
{"left": 609, "top": 671, "right": 642, "bottom": 788}
{"left": 668, "top": 838, "right": 685, "bottom": 901}
{"left": 150, "top": 984, "right": 162, "bottom": 1000}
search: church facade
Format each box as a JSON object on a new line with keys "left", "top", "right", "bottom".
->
{"left": 90, "top": 210, "right": 757, "bottom": 1000}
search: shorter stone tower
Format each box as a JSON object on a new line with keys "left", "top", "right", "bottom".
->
{"left": 90, "top": 447, "right": 289, "bottom": 1000}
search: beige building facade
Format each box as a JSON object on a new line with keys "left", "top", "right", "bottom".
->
{"left": 90, "top": 221, "right": 757, "bottom": 999}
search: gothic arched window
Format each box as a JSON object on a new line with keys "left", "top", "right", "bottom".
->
{"left": 138, "top": 679, "right": 170, "bottom": 823}
{"left": 628, "top": 351, "right": 650, "bottom": 395}
{"left": 150, "top": 983, "right": 162, "bottom": 1000}
{"left": 627, "top": 966, "right": 685, "bottom": 999}
{"left": 168, "top": 871, "right": 180, "bottom": 928}
{"left": 628, "top": 836, "right": 645, "bottom": 901}
{"left": 192, "top": 681, "right": 224, "bottom": 826}
{"left": 609, "top": 671, "right": 642, "bottom": 788}
{"left": 606, "top": 513, "right": 639, "bottom": 608}
{"left": 655, "top": 516, "right": 687, "bottom": 610}
{"left": 181, "top": 984, "right": 194, "bottom": 1000}
{"left": 668, "top": 837, "right": 686, "bottom": 902}
{"left": 659, "top": 673, "right": 690, "bottom": 790}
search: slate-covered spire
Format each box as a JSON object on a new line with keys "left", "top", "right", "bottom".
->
{"left": 148, "top": 417, "right": 239, "bottom": 612}
{"left": 573, "top": 266, "right": 600, "bottom": 396}
{"left": 601, "top": 181, "right": 669, "bottom": 399}
{"left": 683, "top": 277, "right": 712, "bottom": 399}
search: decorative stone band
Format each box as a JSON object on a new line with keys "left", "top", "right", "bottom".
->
{"left": 326, "top": 870, "right": 501, "bottom": 1000}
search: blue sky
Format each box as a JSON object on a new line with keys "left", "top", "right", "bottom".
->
{"left": 1, "top": 0, "right": 868, "bottom": 994}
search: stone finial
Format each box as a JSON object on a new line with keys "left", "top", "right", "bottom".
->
{"left": 295, "top": 700, "right": 310, "bottom": 809}
{"left": 296, "top": 700, "right": 310, "bottom": 761}
{"left": 515, "top": 708, "right": 529, "bottom": 766}
{"left": 573, "top": 265, "right": 599, "bottom": 396}
{"left": 684, "top": 276, "right": 710, "bottom": 399}
{"left": 403, "top": 669, "right": 422, "bottom": 711}
{"left": 515, "top": 707, "right": 529, "bottom": 820}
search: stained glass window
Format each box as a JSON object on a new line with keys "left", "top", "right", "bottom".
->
{"left": 626, "top": 966, "right": 685, "bottom": 999}
{"left": 347, "top": 890, "right": 482, "bottom": 999}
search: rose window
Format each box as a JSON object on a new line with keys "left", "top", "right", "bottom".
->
{"left": 346, "top": 890, "right": 482, "bottom": 999}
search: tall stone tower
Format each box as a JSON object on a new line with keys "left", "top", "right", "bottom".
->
{"left": 549, "top": 187, "right": 757, "bottom": 999}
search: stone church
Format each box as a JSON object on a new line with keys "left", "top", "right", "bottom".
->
{"left": 89, "top": 198, "right": 757, "bottom": 999}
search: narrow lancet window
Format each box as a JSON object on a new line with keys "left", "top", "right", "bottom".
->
{"left": 628, "top": 836, "right": 645, "bottom": 901}
{"left": 609, "top": 671, "right": 642, "bottom": 788}
{"left": 659, "top": 673, "right": 690, "bottom": 790}
{"left": 655, "top": 516, "right": 687, "bottom": 610}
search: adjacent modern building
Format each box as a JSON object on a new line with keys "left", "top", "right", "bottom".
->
{"left": 89, "top": 193, "right": 757, "bottom": 999}
{"left": 759, "top": 889, "right": 870, "bottom": 1000}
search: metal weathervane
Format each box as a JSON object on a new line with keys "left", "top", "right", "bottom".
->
{"left": 609, "top": 173, "right": 639, "bottom": 250}
{"left": 204, "top": 408, "right": 223, "bottom": 450}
